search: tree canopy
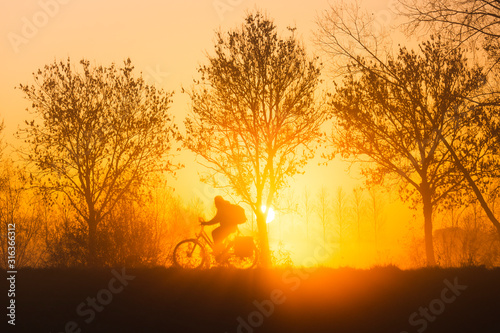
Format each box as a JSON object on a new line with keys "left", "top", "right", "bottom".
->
{"left": 19, "top": 58, "right": 180, "bottom": 265}
{"left": 328, "top": 38, "right": 488, "bottom": 265}
{"left": 185, "top": 12, "right": 324, "bottom": 266}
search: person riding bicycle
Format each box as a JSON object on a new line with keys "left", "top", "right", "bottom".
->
{"left": 200, "top": 195, "right": 247, "bottom": 255}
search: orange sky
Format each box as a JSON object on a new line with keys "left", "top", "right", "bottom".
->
{"left": 0, "top": 0, "right": 417, "bottom": 252}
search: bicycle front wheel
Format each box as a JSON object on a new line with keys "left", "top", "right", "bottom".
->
{"left": 173, "top": 239, "right": 206, "bottom": 269}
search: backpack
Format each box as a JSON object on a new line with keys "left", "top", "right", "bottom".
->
{"left": 229, "top": 204, "right": 247, "bottom": 225}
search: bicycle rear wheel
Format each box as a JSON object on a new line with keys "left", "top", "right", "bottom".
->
{"left": 173, "top": 239, "right": 206, "bottom": 269}
{"left": 226, "top": 240, "right": 258, "bottom": 269}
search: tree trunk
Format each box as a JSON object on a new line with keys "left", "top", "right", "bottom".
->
{"left": 323, "top": 223, "right": 326, "bottom": 244}
{"left": 256, "top": 211, "right": 271, "bottom": 267}
{"left": 422, "top": 186, "right": 436, "bottom": 266}
{"left": 87, "top": 215, "right": 98, "bottom": 267}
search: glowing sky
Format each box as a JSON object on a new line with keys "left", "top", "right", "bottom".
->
{"left": 0, "top": 0, "right": 421, "bottom": 267}
{"left": 0, "top": 0, "right": 403, "bottom": 204}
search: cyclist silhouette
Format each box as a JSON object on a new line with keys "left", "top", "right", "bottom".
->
{"left": 200, "top": 196, "right": 246, "bottom": 255}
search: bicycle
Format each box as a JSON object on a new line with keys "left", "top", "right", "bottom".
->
{"left": 173, "top": 222, "right": 258, "bottom": 269}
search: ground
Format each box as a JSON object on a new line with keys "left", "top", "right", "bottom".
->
{"left": 3, "top": 266, "right": 500, "bottom": 333}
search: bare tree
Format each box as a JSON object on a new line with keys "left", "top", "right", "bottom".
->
{"left": 184, "top": 12, "right": 324, "bottom": 266}
{"left": 327, "top": 38, "right": 485, "bottom": 265}
{"left": 316, "top": 3, "right": 497, "bottom": 265}
{"left": 315, "top": 186, "right": 332, "bottom": 244}
{"left": 315, "top": 0, "right": 394, "bottom": 76}
{"left": 0, "top": 119, "right": 4, "bottom": 158}
{"left": 0, "top": 160, "right": 43, "bottom": 268}
{"left": 351, "top": 186, "right": 365, "bottom": 244}
{"left": 278, "top": 190, "right": 300, "bottom": 241}
{"left": 368, "top": 186, "right": 386, "bottom": 248}
{"left": 303, "top": 186, "right": 314, "bottom": 241}
{"left": 333, "top": 186, "right": 350, "bottom": 247}
{"left": 398, "top": 0, "right": 500, "bottom": 45}
{"left": 18, "top": 59, "right": 179, "bottom": 266}
{"left": 399, "top": 1, "right": 500, "bottom": 229}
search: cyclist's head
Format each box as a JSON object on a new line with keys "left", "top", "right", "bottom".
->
{"left": 214, "top": 195, "right": 224, "bottom": 208}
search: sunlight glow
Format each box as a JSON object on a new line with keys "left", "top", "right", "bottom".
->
{"left": 261, "top": 205, "right": 275, "bottom": 224}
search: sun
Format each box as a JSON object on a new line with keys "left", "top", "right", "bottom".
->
{"left": 261, "top": 205, "right": 275, "bottom": 223}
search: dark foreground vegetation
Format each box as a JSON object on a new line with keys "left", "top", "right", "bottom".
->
{"left": 3, "top": 266, "right": 500, "bottom": 333}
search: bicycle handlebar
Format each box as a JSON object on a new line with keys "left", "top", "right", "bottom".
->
{"left": 197, "top": 218, "right": 241, "bottom": 234}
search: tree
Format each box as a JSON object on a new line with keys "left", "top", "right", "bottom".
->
{"left": 0, "top": 160, "right": 43, "bottom": 268}
{"left": 315, "top": 0, "right": 394, "bottom": 76}
{"left": 316, "top": 186, "right": 332, "bottom": 244}
{"left": 351, "top": 186, "right": 365, "bottom": 244}
{"left": 368, "top": 186, "right": 386, "bottom": 248}
{"left": 316, "top": 2, "right": 500, "bottom": 265}
{"left": 317, "top": 3, "right": 500, "bottom": 253}
{"left": 303, "top": 187, "right": 314, "bottom": 241}
{"left": 325, "top": 38, "right": 487, "bottom": 266}
{"left": 0, "top": 119, "right": 4, "bottom": 158}
{"left": 333, "top": 186, "right": 349, "bottom": 247}
{"left": 278, "top": 190, "right": 300, "bottom": 241}
{"left": 184, "top": 12, "right": 324, "bottom": 266}
{"left": 0, "top": 118, "right": 43, "bottom": 268}
{"left": 398, "top": 0, "right": 500, "bottom": 48}
{"left": 19, "top": 59, "right": 179, "bottom": 266}
{"left": 398, "top": 0, "right": 500, "bottom": 228}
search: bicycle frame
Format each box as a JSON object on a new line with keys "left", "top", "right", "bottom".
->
{"left": 173, "top": 223, "right": 257, "bottom": 269}
{"left": 196, "top": 225, "right": 242, "bottom": 253}
{"left": 195, "top": 225, "right": 214, "bottom": 249}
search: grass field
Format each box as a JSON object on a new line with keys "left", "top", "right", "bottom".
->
{"left": 4, "top": 266, "right": 500, "bottom": 333}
